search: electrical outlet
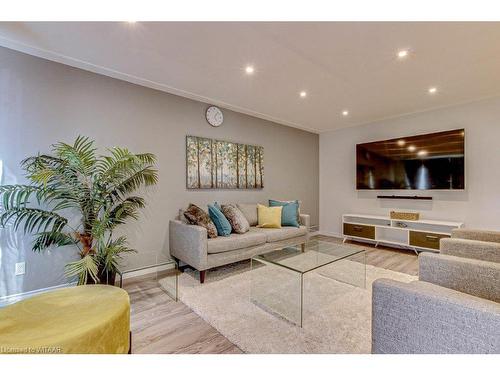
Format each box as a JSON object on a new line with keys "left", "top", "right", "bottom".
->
{"left": 15, "top": 262, "right": 25, "bottom": 276}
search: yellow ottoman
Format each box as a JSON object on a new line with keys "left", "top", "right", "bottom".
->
{"left": 0, "top": 285, "right": 130, "bottom": 354}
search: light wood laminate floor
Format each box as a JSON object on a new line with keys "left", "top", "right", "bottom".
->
{"left": 124, "top": 235, "right": 418, "bottom": 354}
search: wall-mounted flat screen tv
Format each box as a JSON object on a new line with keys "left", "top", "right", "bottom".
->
{"left": 356, "top": 129, "right": 465, "bottom": 190}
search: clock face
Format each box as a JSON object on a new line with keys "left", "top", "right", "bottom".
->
{"left": 206, "top": 106, "right": 224, "bottom": 127}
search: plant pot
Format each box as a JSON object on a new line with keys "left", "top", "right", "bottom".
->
{"left": 99, "top": 270, "right": 117, "bottom": 285}
{"left": 86, "top": 269, "right": 117, "bottom": 286}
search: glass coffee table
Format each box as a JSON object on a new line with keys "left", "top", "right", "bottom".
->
{"left": 250, "top": 239, "right": 366, "bottom": 327}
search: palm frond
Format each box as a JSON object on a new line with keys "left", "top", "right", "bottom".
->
{"left": 90, "top": 213, "right": 111, "bottom": 242}
{"left": 1, "top": 185, "right": 43, "bottom": 209}
{"left": 108, "top": 196, "right": 146, "bottom": 225}
{"left": 65, "top": 254, "right": 99, "bottom": 285}
{"left": 97, "top": 236, "right": 136, "bottom": 274}
{"left": 0, "top": 184, "right": 69, "bottom": 211}
{"left": 0, "top": 207, "right": 68, "bottom": 234}
{"left": 135, "top": 153, "right": 157, "bottom": 165}
{"left": 96, "top": 148, "right": 158, "bottom": 189}
{"left": 52, "top": 135, "right": 97, "bottom": 176}
{"left": 22, "top": 154, "right": 64, "bottom": 180}
{"left": 32, "top": 231, "right": 77, "bottom": 252}
{"left": 109, "top": 166, "right": 158, "bottom": 197}
{"left": 95, "top": 147, "right": 137, "bottom": 177}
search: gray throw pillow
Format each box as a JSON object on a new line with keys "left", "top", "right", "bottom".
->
{"left": 236, "top": 203, "right": 258, "bottom": 227}
{"left": 183, "top": 204, "right": 218, "bottom": 238}
{"left": 221, "top": 204, "right": 250, "bottom": 234}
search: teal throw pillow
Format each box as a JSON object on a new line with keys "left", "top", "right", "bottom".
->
{"left": 269, "top": 199, "right": 300, "bottom": 227}
{"left": 208, "top": 204, "right": 232, "bottom": 236}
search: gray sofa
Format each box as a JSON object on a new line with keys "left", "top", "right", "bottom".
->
{"left": 169, "top": 205, "right": 310, "bottom": 283}
{"left": 372, "top": 228, "right": 500, "bottom": 354}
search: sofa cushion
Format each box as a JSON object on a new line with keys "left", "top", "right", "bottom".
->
{"left": 250, "top": 225, "right": 308, "bottom": 243}
{"left": 236, "top": 203, "right": 258, "bottom": 226}
{"left": 207, "top": 231, "right": 267, "bottom": 254}
{"left": 221, "top": 204, "right": 250, "bottom": 234}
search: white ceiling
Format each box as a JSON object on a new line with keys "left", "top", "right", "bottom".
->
{"left": 1, "top": 22, "right": 500, "bottom": 133}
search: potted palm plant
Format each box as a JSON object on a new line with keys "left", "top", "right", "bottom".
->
{"left": 0, "top": 136, "right": 158, "bottom": 285}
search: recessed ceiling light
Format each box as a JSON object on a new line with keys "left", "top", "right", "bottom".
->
{"left": 300, "top": 91, "right": 307, "bottom": 98}
{"left": 245, "top": 66, "right": 254, "bottom": 74}
{"left": 428, "top": 87, "right": 437, "bottom": 94}
{"left": 397, "top": 140, "right": 406, "bottom": 146}
{"left": 342, "top": 110, "right": 349, "bottom": 116}
{"left": 418, "top": 150, "right": 428, "bottom": 157}
{"left": 407, "top": 145, "right": 416, "bottom": 152}
{"left": 397, "top": 49, "right": 409, "bottom": 59}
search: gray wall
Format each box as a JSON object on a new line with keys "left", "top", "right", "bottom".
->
{"left": 0, "top": 47, "right": 319, "bottom": 297}
{"left": 319, "top": 96, "right": 500, "bottom": 237}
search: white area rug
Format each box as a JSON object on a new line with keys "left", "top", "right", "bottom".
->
{"left": 176, "top": 260, "right": 416, "bottom": 353}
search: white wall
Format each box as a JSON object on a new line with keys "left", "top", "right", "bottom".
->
{"left": 319, "top": 96, "right": 500, "bottom": 237}
{"left": 0, "top": 47, "right": 319, "bottom": 297}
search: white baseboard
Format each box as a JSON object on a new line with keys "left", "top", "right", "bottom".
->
{"left": 0, "top": 263, "right": 175, "bottom": 307}
{"left": 315, "top": 230, "right": 343, "bottom": 238}
{"left": 121, "top": 262, "right": 176, "bottom": 280}
{"left": 0, "top": 282, "right": 75, "bottom": 307}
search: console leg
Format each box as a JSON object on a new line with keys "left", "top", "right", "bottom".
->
{"left": 199, "top": 270, "right": 206, "bottom": 284}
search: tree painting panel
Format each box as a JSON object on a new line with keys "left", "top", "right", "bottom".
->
{"left": 186, "top": 136, "right": 263, "bottom": 189}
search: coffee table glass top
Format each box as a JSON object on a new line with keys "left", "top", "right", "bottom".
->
{"left": 254, "top": 239, "right": 365, "bottom": 274}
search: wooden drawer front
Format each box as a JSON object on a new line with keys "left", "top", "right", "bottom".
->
{"left": 343, "top": 223, "right": 375, "bottom": 239}
{"left": 409, "top": 231, "right": 450, "bottom": 250}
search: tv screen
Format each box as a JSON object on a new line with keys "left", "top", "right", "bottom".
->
{"left": 356, "top": 129, "right": 465, "bottom": 190}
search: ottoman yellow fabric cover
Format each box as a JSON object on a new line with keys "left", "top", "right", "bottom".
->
{"left": 0, "top": 285, "right": 130, "bottom": 354}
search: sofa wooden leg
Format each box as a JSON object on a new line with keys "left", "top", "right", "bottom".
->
{"left": 199, "top": 270, "right": 206, "bottom": 284}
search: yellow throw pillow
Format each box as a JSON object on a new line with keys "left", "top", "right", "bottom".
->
{"left": 257, "top": 204, "right": 282, "bottom": 228}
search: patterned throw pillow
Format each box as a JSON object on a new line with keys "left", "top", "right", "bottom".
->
{"left": 221, "top": 204, "right": 250, "bottom": 234}
{"left": 183, "top": 204, "right": 218, "bottom": 238}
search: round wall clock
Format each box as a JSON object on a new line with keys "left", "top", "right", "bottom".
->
{"left": 205, "top": 106, "right": 224, "bottom": 127}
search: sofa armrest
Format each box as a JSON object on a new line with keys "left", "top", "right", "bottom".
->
{"left": 419, "top": 252, "right": 500, "bottom": 302}
{"left": 300, "top": 214, "right": 310, "bottom": 229}
{"left": 372, "top": 279, "right": 500, "bottom": 354}
{"left": 441, "top": 238, "right": 500, "bottom": 263}
{"left": 452, "top": 228, "right": 500, "bottom": 243}
{"left": 169, "top": 220, "right": 208, "bottom": 271}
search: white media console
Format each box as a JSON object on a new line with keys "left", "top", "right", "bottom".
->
{"left": 342, "top": 213, "right": 464, "bottom": 253}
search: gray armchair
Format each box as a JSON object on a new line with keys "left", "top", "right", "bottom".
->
{"left": 372, "top": 229, "right": 500, "bottom": 354}
{"left": 440, "top": 228, "right": 500, "bottom": 263}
